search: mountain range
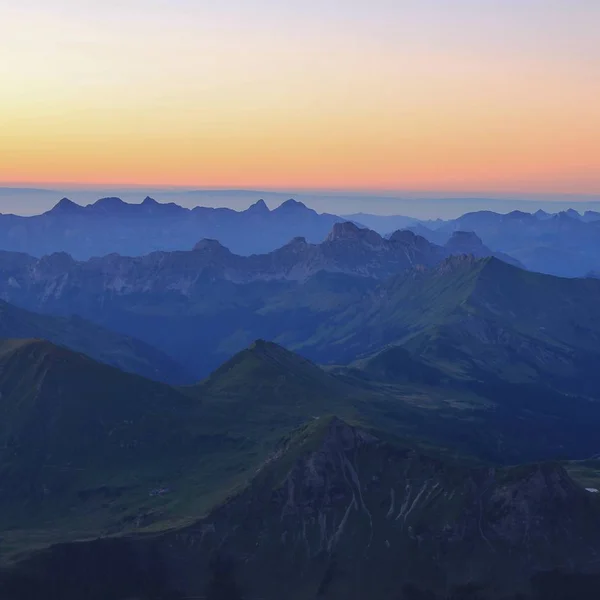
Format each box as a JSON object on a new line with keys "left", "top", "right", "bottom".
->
{"left": 2, "top": 246, "right": 600, "bottom": 461}
{"left": 0, "top": 235, "right": 590, "bottom": 387}
{"left": 0, "top": 196, "right": 345, "bottom": 259}
{"left": 347, "top": 207, "right": 600, "bottom": 237}
{"left": 3, "top": 200, "right": 600, "bottom": 597}
{"left": 404, "top": 208, "right": 600, "bottom": 277}
{"left": 1, "top": 248, "right": 600, "bottom": 598}
{"left": 4, "top": 196, "right": 600, "bottom": 277}
{"left": 2, "top": 338, "right": 600, "bottom": 599}
{"left": 0, "top": 223, "right": 520, "bottom": 377}
{"left": 0, "top": 220, "right": 518, "bottom": 285}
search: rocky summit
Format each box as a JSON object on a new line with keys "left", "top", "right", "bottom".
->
{"left": 3, "top": 418, "right": 600, "bottom": 599}
{"left": 182, "top": 418, "right": 600, "bottom": 600}
{"left": 0, "top": 221, "right": 511, "bottom": 299}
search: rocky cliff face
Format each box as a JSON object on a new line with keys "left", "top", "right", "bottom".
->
{"left": 173, "top": 418, "right": 600, "bottom": 599}
{"left": 0, "top": 223, "right": 480, "bottom": 307}
{"left": 5, "top": 418, "right": 598, "bottom": 599}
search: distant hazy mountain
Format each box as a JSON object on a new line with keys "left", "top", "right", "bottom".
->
{"left": 0, "top": 299, "right": 189, "bottom": 383}
{"left": 0, "top": 222, "right": 457, "bottom": 376}
{"left": 442, "top": 230, "right": 522, "bottom": 266}
{"left": 0, "top": 196, "right": 346, "bottom": 259}
{"left": 341, "top": 212, "right": 420, "bottom": 233}
{"left": 9, "top": 185, "right": 600, "bottom": 217}
{"left": 0, "top": 221, "right": 518, "bottom": 293}
{"left": 0, "top": 233, "right": 587, "bottom": 384}
{"left": 5, "top": 196, "right": 600, "bottom": 276}
{"left": 408, "top": 208, "right": 600, "bottom": 276}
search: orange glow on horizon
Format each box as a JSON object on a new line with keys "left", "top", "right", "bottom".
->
{"left": 1, "top": 2, "right": 599, "bottom": 194}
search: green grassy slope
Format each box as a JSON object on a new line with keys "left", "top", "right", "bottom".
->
{"left": 0, "top": 340, "right": 363, "bottom": 561}
{"left": 2, "top": 334, "right": 600, "bottom": 567}
{"left": 317, "top": 257, "right": 600, "bottom": 396}
{"left": 0, "top": 339, "right": 252, "bottom": 559}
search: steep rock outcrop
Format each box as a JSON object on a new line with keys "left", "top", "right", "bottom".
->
{"left": 5, "top": 418, "right": 600, "bottom": 600}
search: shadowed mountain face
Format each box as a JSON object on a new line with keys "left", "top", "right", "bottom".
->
{"left": 0, "top": 339, "right": 199, "bottom": 522}
{"left": 0, "top": 299, "right": 190, "bottom": 383}
{"left": 2, "top": 416, "right": 600, "bottom": 600}
{"left": 157, "top": 419, "right": 600, "bottom": 600}
{"left": 4, "top": 198, "right": 600, "bottom": 276}
{"left": 0, "top": 197, "right": 346, "bottom": 259}
{"left": 0, "top": 333, "right": 600, "bottom": 598}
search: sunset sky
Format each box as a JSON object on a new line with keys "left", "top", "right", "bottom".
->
{"left": 1, "top": 0, "right": 599, "bottom": 194}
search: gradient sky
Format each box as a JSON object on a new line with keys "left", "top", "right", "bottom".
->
{"left": 1, "top": 0, "right": 599, "bottom": 193}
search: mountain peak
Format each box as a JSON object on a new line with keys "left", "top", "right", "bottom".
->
{"left": 476, "top": 254, "right": 521, "bottom": 277}
{"left": 319, "top": 416, "right": 379, "bottom": 450}
{"left": 200, "top": 339, "right": 334, "bottom": 395}
{"left": 37, "top": 251, "right": 76, "bottom": 272}
{"left": 555, "top": 210, "right": 579, "bottom": 221}
{"left": 504, "top": 210, "right": 533, "bottom": 221}
{"left": 141, "top": 197, "right": 187, "bottom": 216}
{"left": 249, "top": 338, "right": 283, "bottom": 353}
{"left": 286, "top": 235, "right": 308, "bottom": 247}
{"left": 246, "top": 199, "right": 270, "bottom": 214}
{"left": 94, "top": 196, "right": 125, "bottom": 205}
{"left": 326, "top": 222, "right": 383, "bottom": 245}
{"left": 445, "top": 230, "right": 484, "bottom": 251}
{"left": 47, "top": 198, "right": 84, "bottom": 215}
{"left": 435, "top": 253, "right": 484, "bottom": 275}
{"left": 553, "top": 209, "right": 585, "bottom": 223}
{"left": 328, "top": 221, "right": 360, "bottom": 238}
{"left": 274, "top": 199, "right": 311, "bottom": 213}
{"left": 388, "top": 229, "right": 419, "bottom": 244}
{"left": 192, "top": 238, "right": 230, "bottom": 253}
{"left": 388, "top": 229, "right": 437, "bottom": 255}
{"left": 90, "top": 197, "right": 127, "bottom": 213}
{"left": 275, "top": 416, "right": 377, "bottom": 462}
{"left": 246, "top": 339, "right": 314, "bottom": 367}
{"left": 442, "top": 231, "right": 523, "bottom": 267}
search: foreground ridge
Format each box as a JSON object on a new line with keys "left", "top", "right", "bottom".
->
{"left": 3, "top": 417, "right": 600, "bottom": 599}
